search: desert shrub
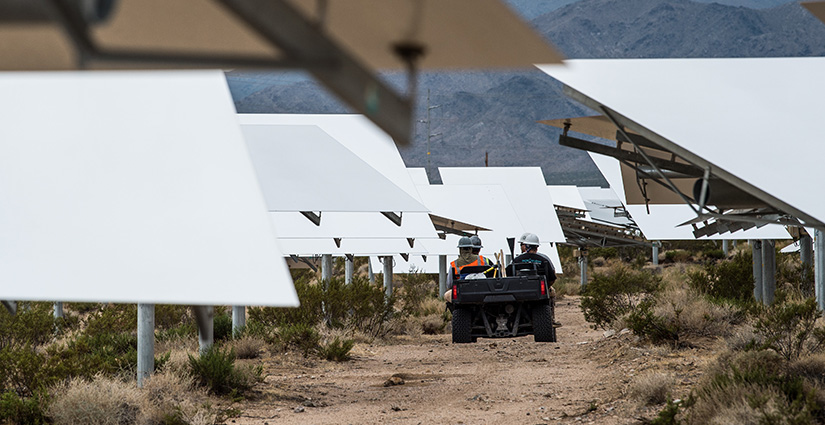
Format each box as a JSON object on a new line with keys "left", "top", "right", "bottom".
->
{"left": 318, "top": 337, "right": 355, "bottom": 362}
{"left": 0, "top": 389, "right": 48, "bottom": 424}
{"left": 753, "top": 293, "right": 825, "bottom": 361}
{"left": 249, "top": 276, "right": 395, "bottom": 339}
{"left": 0, "top": 344, "right": 51, "bottom": 397}
{"left": 66, "top": 302, "right": 102, "bottom": 314}
{"left": 0, "top": 302, "right": 57, "bottom": 350}
{"left": 248, "top": 276, "right": 324, "bottom": 328}
{"left": 625, "top": 300, "right": 680, "bottom": 345}
{"left": 580, "top": 265, "right": 662, "bottom": 329}
{"left": 276, "top": 323, "right": 320, "bottom": 356}
{"left": 188, "top": 346, "right": 255, "bottom": 396}
{"left": 154, "top": 305, "right": 191, "bottom": 330}
{"left": 48, "top": 375, "right": 142, "bottom": 425}
{"left": 664, "top": 250, "right": 691, "bottom": 263}
{"left": 396, "top": 270, "right": 437, "bottom": 316}
{"left": 687, "top": 251, "right": 753, "bottom": 305}
{"left": 777, "top": 254, "right": 814, "bottom": 298}
{"left": 677, "top": 350, "right": 824, "bottom": 425}
{"left": 629, "top": 372, "right": 673, "bottom": 406}
{"left": 213, "top": 312, "right": 233, "bottom": 342}
{"left": 83, "top": 304, "right": 137, "bottom": 336}
{"left": 156, "top": 322, "right": 197, "bottom": 342}
{"left": 46, "top": 332, "right": 139, "bottom": 380}
{"left": 701, "top": 249, "right": 725, "bottom": 260}
{"left": 227, "top": 336, "right": 265, "bottom": 360}
{"left": 655, "top": 286, "right": 743, "bottom": 339}
{"left": 589, "top": 247, "right": 618, "bottom": 259}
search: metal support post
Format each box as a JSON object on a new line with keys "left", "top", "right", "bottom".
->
{"left": 368, "top": 257, "right": 375, "bottom": 284}
{"left": 722, "top": 239, "right": 729, "bottom": 256}
{"left": 193, "top": 306, "right": 214, "bottom": 354}
{"left": 1, "top": 301, "right": 16, "bottom": 315}
{"left": 53, "top": 302, "right": 64, "bottom": 319}
{"left": 505, "top": 254, "right": 512, "bottom": 265}
{"left": 383, "top": 255, "right": 393, "bottom": 298}
{"left": 751, "top": 240, "right": 763, "bottom": 303}
{"left": 232, "top": 306, "right": 246, "bottom": 337}
{"left": 762, "top": 239, "right": 776, "bottom": 305}
{"left": 816, "top": 230, "right": 825, "bottom": 311}
{"left": 438, "top": 255, "right": 447, "bottom": 300}
{"left": 801, "top": 234, "right": 813, "bottom": 289}
{"left": 579, "top": 250, "right": 588, "bottom": 290}
{"left": 345, "top": 256, "right": 354, "bottom": 284}
{"left": 137, "top": 303, "right": 154, "bottom": 388}
{"left": 652, "top": 242, "right": 659, "bottom": 266}
{"left": 321, "top": 254, "right": 333, "bottom": 282}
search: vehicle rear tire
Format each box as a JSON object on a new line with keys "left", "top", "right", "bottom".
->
{"left": 533, "top": 304, "right": 555, "bottom": 342}
{"left": 452, "top": 307, "right": 473, "bottom": 343}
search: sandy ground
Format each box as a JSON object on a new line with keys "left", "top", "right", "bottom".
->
{"left": 227, "top": 296, "right": 713, "bottom": 424}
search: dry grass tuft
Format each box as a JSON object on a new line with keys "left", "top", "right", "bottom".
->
{"left": 228, "top": 335, "right": 266, "bottom": 359}
{"left": 141, "top": 367, "right": 209, "bottom": 424}
{"left": 388, "top": 315, "right": 424, "bottom": 337}
{"left": 724, "top": 325, "right": 759, "bottom": 351}
{"left": 788, "top": 353, "right": 825, "bottom": 386}
{"left": 421, "top": 314, "right": 447, "bottom": 335}
{"left": 553, "top": 278, "right": 580, "bottom": 297}
{"left": 653, "top": 286, "right": 742, "bottom": 338}
{"left": 686, "top": 383, "right": 781, "bottom": 425}
{"left": 419, "top": 297, "right": 446, "bottom": 316}
{"left": 49, "top": 374, "right": 143, "bottom": 425}
{"left": 628, "top": 372, "right": 673, "bottom": 406}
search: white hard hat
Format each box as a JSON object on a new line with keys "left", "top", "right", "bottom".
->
{"left": 518, "top": 232, "right": 540, "bottom": 246}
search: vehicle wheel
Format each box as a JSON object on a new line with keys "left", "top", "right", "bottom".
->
{"left": 452, "top": 307, "right": 473, "bottom": 343}
{"left": 533, "top": 304, "right": 555, "bottom": 342}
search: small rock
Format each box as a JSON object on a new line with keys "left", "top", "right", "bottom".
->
{"left": 619, "top": 328, "right": 631, "bottom": 335}
{"left": 603, "top": 330, "right": 616, "bottom": 338}
{"left": 293, "top": 406, "right": 305, "bottom": 413}
{"left": 384, "top": 376, "right": 405, "bottom": 387}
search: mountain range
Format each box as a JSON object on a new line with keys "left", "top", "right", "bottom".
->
{"left": 227, "top": 0, "right": 825, "bottom": 186}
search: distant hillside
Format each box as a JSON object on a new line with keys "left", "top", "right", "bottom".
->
{"left": 229, "top": 0, "right": 825, "bottom": 186}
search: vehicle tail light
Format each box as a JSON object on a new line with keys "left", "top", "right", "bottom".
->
{"left": 452, "top": 285, "right": 458, "bottom": 299}
{"left": 540, "top": 280, "right": 546, "bottom": 296}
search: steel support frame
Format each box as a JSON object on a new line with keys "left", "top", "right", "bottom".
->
{"left": 219, "top": 0, "right": 413, "bottom": 146}
{"left": 193, "top": 306, "right": 214, "bottom": 354}
{"left": 47, "top": 0, "right": 414, "bottom": 146}
{"left": 816, "top": 230, "right": 825, "bottom": 311}
{"left": 761, "top": 239, "right": 776, "bottom": 305}
{"left": 382, "top": 256, "right": 393, "bottom": 298}
{"left": 438, "top": 255, "right": 447, "bottom": 300}
{"left": 752, "top": 240, "right": 763, "bottom": 303}
{"left": 137, "top": 303, "right": 154, "bottom": 388}
{"left": 560, "top": 85, "right": 825, "bottom": 231}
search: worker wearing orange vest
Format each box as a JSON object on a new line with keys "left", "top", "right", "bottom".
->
{"left": 445, "top": 236, "right": 488, "bottom": 302}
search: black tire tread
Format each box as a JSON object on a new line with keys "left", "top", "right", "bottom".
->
{"left": 452, "top": 308, "right": 473, "bottom": 343}
{"left": 533, "top": 304, "right": 555, "bottom": 342}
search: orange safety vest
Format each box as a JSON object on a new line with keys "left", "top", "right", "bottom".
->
{"left": 451, "top": 255, "right": 487, "bottom": 276}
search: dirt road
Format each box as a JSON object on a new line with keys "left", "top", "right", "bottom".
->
{"left": 230, "top": 297, "right": 650, "bottom": 424}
